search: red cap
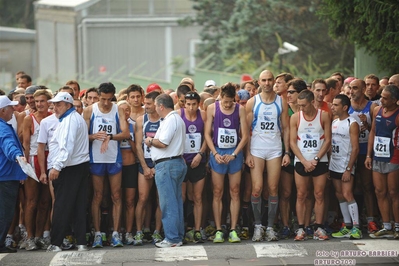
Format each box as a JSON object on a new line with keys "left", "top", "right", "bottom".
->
{"left": 146, "top": 83, "right": 162, "bottom": 93}
{"left": 79, "top": 89, "right": 86, "bottom": 98}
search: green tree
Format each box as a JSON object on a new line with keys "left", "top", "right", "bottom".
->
{"left": 182, "top": 0, "right": 354, "bottom": 77}
{"left": 318, "top": 0, "right": 399, "bottom": 74}
{"left": 0, "top": 0, "right": 35, "bottom": 29}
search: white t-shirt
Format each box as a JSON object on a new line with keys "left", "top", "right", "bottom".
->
{"left": 37, "top": 114, "right": 59, "bottom": 170}
{"left": 151, "top": 111, "right": 185, "bottom": 162}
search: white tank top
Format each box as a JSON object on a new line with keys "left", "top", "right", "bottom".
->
{"left": 295, "top": 109, "right": 328, "bottom": 162}
{"left": 29, "top": 114, "right": 40, "bottom": 156}
{"left": 251, "top": 94, "right": 283, "bottom": 146}
{"left": 329, "top": 117, "right": 357, "bottom": 173}
{"left": 89, "top": 103, "right": 121, "bottom": 163}
{"left": 120, "top": 118, "right": 135, "bottom": 149}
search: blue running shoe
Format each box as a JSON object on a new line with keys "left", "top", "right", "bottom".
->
{"left": 92, "top": 235, "right": 103, "bottom": 248}
{"left": 111, "top": 234, "right": 123, "bottom": 247}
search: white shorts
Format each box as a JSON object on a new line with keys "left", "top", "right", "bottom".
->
{"left": 251, "top": 148, "right": 282, "bottom": 161}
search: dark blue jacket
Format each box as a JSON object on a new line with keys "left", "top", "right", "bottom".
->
{"left": 0, "top": 118, "right": 25, "bottom": 181}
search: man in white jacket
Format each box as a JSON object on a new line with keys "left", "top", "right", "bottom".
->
{"left": 46, "top": 92, "right": 90, "bottom": 252}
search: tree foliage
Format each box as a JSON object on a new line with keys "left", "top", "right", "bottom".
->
{"left": 318, "top": 0, "right": 399, "bottom": 74}
{"left": 182, "top": 0, "right": 354, "bottom": 77}
{"left": 0, "top": 0, "right": 35, "bottom": 29}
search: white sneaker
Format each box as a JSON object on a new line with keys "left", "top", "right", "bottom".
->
{"left": 46, "top": 245, "right": 62, "bottom": 252}
{"left": 252, "top": 224, "right": 264, "bottom": 242}
{"left": 265, "top": 227, "right": 279, "bottom": 241}
{"left": 155, "top": 239, "right": 182, "bottom": 248}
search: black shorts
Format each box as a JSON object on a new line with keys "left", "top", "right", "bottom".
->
{"left": 329, "top": 170, "right": 354, "bottom": 180}
{"left": 184, "top": 162, "right": 206, "bottom": 183}
{"left": 295, "top": 162, "right": 329, "bottom": 177}
{"left": 282, "top": 164, "right": 294, "bottom": 175}
{"left": 122, "top": 164, "right": 138, "bottom": 188}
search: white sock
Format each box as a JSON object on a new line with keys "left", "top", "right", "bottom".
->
{"left": 95, "top": 231, "right": 101, "bottom": 237}
{"left": 339, "top": 201, "right": 351, "bottom": 225}
{"left": 347, "top": 200, "right": 359, "bottom": 227}
{"left": 43, "top": 231, "right": 50, "bottom": 238}
{"left": 112, "top": 231, "right": 118, "bottom": 237}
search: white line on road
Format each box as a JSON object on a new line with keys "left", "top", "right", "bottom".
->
{"left": 341, "top": 239, "right": 399, "bottom": 253}
{"left": 0, "top": 254, "right": 8, "bottom": 262}
{"left": 253, "top": 243, "right": 308, "bottom": 258}
{"left": 155, "top": 246, "right": 208, "bottom": 262}
{"left": 49, "top": 251, "right": 106, "bottom": 266}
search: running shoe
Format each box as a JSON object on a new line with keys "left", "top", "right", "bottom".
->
{"left": 184, "top": 229, "right": 194, "bottom": 243}
{"left": 369, "top": 228, "right": 394, "bottom": 238}
{"left": 367, "top": 221, "right": 379, "bottom": 234}
{"left": 394, "top": 227, "right": 399, "bottom": 239}
{"left": 193, "top": 230, "right": 203, "bottom": 243}
{"left": 213, "top": 230, "right": 224, "bottom": 243}
{"left": 5, "top": 236, "right": 16, "bottom": 249}
{"left": 350, "top": 227, "right": 362, "bottom": 239}
{"left": 239, "top": 227, "right": 249, "bottom": 240}
{"left": 205, "top": 224, "right": 216, "bottom": 237}
{"left": 152, "top": 231, "right": 163, "bottom": 244}
{"left": 313, "top": 227, "right": 329, "bottom": 240}
{"left": 133, "top": 231, "right": 144, "bottom": 246}
{"left": 252, "top": 224, "right": 264, "bottom": 242}
{"left": 265, "top": 227, "right": 279, "bottom": 241}
{"left": 92, "top": 235, "right": 103, "bottom": 248}
{"left": 36, "top": 236, "right": 51, "bottom": 250}
{"left": 305, "top": 226, "right": 314, "bottom": 239}
{"left": 46, "top": 245, "right": 62, "bottom": 252}
{"left": 125, "top": 232, "right": 134, "bottom": 245}
{"left": 228, "top": 230, "right": 241, "bottom": 243}
{"left": 294, "top": 228, "right": 306, "bottom": 241}
{"left": 280, "top": 226, "right": 291, "bottom": 240}
{"left": 200, "top": 227, "right": 207, "bottom": 241}
{"left": 143, "top": 228, "right": 152, "bottom": 243}
{"left": 332, "top": 225, "right": 351, "bottom": 238}
{"left": 25, "top": 237, "right": 38, "bottom": 251}
{"left": 111, "top": 234, "right": 123, "bottom": 247}
{"left": 155, "top": 239, "right": 182, "bottom": 248}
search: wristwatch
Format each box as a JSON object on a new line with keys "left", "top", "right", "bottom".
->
{"left": 232, "top": 153, "right": 237, "bottom": 158}
{"left": 314, "top": 156, "right": 320, "bottom": 162}
{"left": 346, "top": 166, "right": 351, "bottom": 171}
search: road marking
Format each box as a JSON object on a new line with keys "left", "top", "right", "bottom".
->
{"left": 253, "top": 243, "right": 308, "bottom": 258}
{"left": 0, "top": 254, "right": 8, "bottom": 262}
{"left": 155, "top": 246, "right": 208, "bottom": 262}
{"left": 342, "top": 239, "right": 399, "bottom": 253}
{"left": 49, "top": 251, "right": 106, "bottom": 266}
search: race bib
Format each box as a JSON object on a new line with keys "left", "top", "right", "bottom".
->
{"left": 217, "top": 128, "right": 237, "bottom": 149}
{"left": 299, "top": 133, "right": 320, "bottom": 154}
{"left": 374, "top": 136, "right": 390, "bottom": 158}
{"left": 184, "top": 133, "right": 201, "bottom": 153}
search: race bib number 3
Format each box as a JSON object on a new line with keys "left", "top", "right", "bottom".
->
{"left": 373, "top": 136, "right": 390, "bottom": 158}
{"left": 184, "top": 133, "right": 201, "bottom": 153}
{"left": 217, "top": 128, "right": 237, "bottom": 149}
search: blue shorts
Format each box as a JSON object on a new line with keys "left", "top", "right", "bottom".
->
{"left": 138, "top": 159, "right": 155, "bottom": 174}
{"left": 209, "top": 147, "right": 243, "bottom": 175}
{"left": 90, "top": 162, "right": 122, "bottom": 176}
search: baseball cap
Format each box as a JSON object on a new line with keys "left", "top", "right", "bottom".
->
{"left": 237, "top": 89, "right": 250, "bottom": 101}
{"left": 48, "top": 92, "right": 73, "bottom": 104}
{"left": 146, "top": 83, "right": 162, "bottom": 93}
{"left": 204, "top": 80, "right": 216, "bottom": 87}
{"left": 344, "top": 77, "right": 356, "bottom": 84}
{"left": 0, "top": 95, "right": 18, "bottom": 109}
{"left": 79, "top": 89, "right": 86, "bottom": 99}
{"left": 25, "top": 85, "right": 40, "bottom": 95}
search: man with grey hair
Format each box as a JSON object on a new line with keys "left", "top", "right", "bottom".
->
{"left": 46, "top": 92, "right": 90, "bottom": 252}
{"left": 144, "top": 94, "right": 187, "bottom": 248}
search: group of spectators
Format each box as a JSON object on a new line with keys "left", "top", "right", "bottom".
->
{"left": 0, "top": 70, "right": 398, "bottom": 254}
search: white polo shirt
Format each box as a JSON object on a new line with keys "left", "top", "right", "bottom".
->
{"left": 37, "top": 113, "right": 59, "bottom": 170}
{"left": 151, "top": 110, "right": 185, "bottom": 162}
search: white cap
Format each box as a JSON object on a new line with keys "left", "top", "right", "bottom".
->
{"left": 204, "top": 80, "right": 216, "bottom": 87}
{"left": 0, "top": 96, "right": 18, "bottom": 109}
{"left": 48, "top": 92, "right": 73, "bottom": 104}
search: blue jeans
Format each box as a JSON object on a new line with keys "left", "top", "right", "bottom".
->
{"left": 155, "top": 158, "right": 187, "bottom": 243}
{"left": 0, "top": 181, "right": 19, "bottom": 249}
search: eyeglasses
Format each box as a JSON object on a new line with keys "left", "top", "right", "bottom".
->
{"left": 185, "top": 92, "right": 197, "bottom": 99}
{"left": 287, "top": 90, "right": 298, "bottom": 94}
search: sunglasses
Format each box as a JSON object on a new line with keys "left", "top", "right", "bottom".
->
{"left": 185, "top": 92, "right": 197, "bottom": 99}
{"left": 287, "top": 90, "right": 298, "bottom": 94}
